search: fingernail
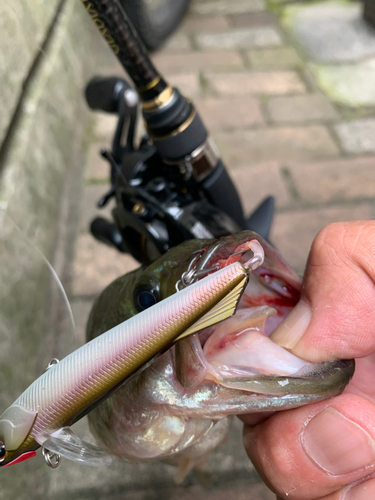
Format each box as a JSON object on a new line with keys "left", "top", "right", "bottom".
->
{"left": 345, "top": 478, "right": 375, "bottom": 500}
{"left": 270, "top": 300, "right": 312, "bottom": 349}
{"left": 302, "top": 408, "right": 375, "bottom": 475}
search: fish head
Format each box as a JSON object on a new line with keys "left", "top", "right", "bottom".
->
{"left": 87, "top": 238, "right": 215, "bottom": 335}
{"left": 0, "top": 405, "right": 37, "bottom": 467}
{"left": 87, "top": 230, "right": 354, "bottom": 463}
{"left": 87, "top": 229, "right": 354, "bottom": 404}
{"left": 129, "top": 229, "right": 300, "bottom": 304}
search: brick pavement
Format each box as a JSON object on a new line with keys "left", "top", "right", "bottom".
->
{"left": 65, "top": 0, "right": 375, "bottom": 498}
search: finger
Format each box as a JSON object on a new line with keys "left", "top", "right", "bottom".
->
{"left": 244, "top": 394, "right": 375, "bottom": 500}
{"left": 342, "top": 477, "right": 375, "bottom": 500}
{"left": 277, "top": 478, "right": 375, "bottom": 500}
{"left": 276, "top": 479, "right": 375, "bottom": 500}
{"left": 271, "top": 221, "right": 375, "bottom": 362}
{"left": 238, "top": 411, "right": 275, "bottom": 426}
{"left": 345, "top": 354, "right": 375, "bottom": 403}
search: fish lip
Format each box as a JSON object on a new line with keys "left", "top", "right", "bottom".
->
{"left": 194, "top": 232, "right": 260, "bottom": 272}
{"left": 218, "top": 359, "right": 355, "bottom": 396}
{"left": 292, "top": 358, "right": 355, "bottom": 379}
{"left": 191, "top": 231, "right": 301, "bottom": 296}
{"left": 199, "top": 299, "right": 355, "bottom": 394}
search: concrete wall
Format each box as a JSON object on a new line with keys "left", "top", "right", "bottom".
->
{"left": 0, "top": 1, "right": 114, "bottom": 497}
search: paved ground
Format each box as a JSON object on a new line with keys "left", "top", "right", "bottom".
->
{"left": 64, "top": 0, "right": 375, "bottom": 498}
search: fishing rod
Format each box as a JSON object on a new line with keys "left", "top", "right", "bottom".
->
{"left": 80, "top": 0, "right": 274, "bottom": 264}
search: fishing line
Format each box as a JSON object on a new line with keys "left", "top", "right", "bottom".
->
{"left": 0, "top": 210, "right": 76, "bottom": 337}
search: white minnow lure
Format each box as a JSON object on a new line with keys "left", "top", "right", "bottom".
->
{"left": 0, "top": 247, "right": 263, "bottom": 469}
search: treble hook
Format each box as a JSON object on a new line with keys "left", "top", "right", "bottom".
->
{"left": 175, "top": 240, "right": 264, "bottom": 291}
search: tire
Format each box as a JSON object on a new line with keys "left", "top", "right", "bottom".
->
{"left": 120, "top": 0, "right": 192, "bottom": 50}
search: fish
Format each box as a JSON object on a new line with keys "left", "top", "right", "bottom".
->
{"left": 86, "top": 231, "right": 354, "bottom": 478}
{"left": 0, "top": 241, "right": 261, "bottom": 469}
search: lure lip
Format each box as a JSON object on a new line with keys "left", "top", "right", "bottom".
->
{"left": 1, "top": 451, "right": 37, "bottom": 467}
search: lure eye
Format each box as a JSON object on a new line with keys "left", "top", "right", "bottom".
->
{"left": 0, "top": 443, "right": 6, "bottom": 461}
{"left": 134, "top": 286, "right": 160, "bottom": 312}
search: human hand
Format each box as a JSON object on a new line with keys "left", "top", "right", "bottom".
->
{"left": 242, "top": 221, "right": 375, "bottom": 500}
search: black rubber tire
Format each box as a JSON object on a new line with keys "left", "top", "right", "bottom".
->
{"left": 120, "top": 0, "right": 192, "bottom": 50}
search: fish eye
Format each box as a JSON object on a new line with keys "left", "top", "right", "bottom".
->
{"left": 0, "top": 443, "right": 6, "bottom": 461}
{"left": 134, "top": 286, "right": 160, "bottom": 312}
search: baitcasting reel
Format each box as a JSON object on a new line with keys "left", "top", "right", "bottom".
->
{"left": 82, "top": 0, "right": 275, "bottom": 265}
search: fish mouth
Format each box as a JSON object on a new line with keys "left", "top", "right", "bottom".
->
{"left": 176, "top": 232, "right": 355, "bottom": 403}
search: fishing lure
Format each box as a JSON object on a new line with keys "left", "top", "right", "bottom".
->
{"left": 0, "top": 241, "right": 263, "bottom": 469}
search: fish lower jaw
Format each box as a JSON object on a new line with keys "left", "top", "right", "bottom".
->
{"left": 194, "top": 304, "right": 354, "bottom": 400}
{"left": 197, "top": 298, "right": 354, "bottom": 400}
{"left": 200, "top": 305, "right": 312, "bottom": 385}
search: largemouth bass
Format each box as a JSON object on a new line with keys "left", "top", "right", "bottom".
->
{"left": 0, "top": 246, "right": 258, "bottom": 469}
{"left": 86, "top": 231, "right": 354, "bottom": 476}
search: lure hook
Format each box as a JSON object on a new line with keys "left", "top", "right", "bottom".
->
{"left": 175, "top": 239, "right": 265, "bottom": 292}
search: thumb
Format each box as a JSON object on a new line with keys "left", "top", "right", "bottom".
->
{"left": 271, "top": 221, "right": 375, "bottom": 362}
